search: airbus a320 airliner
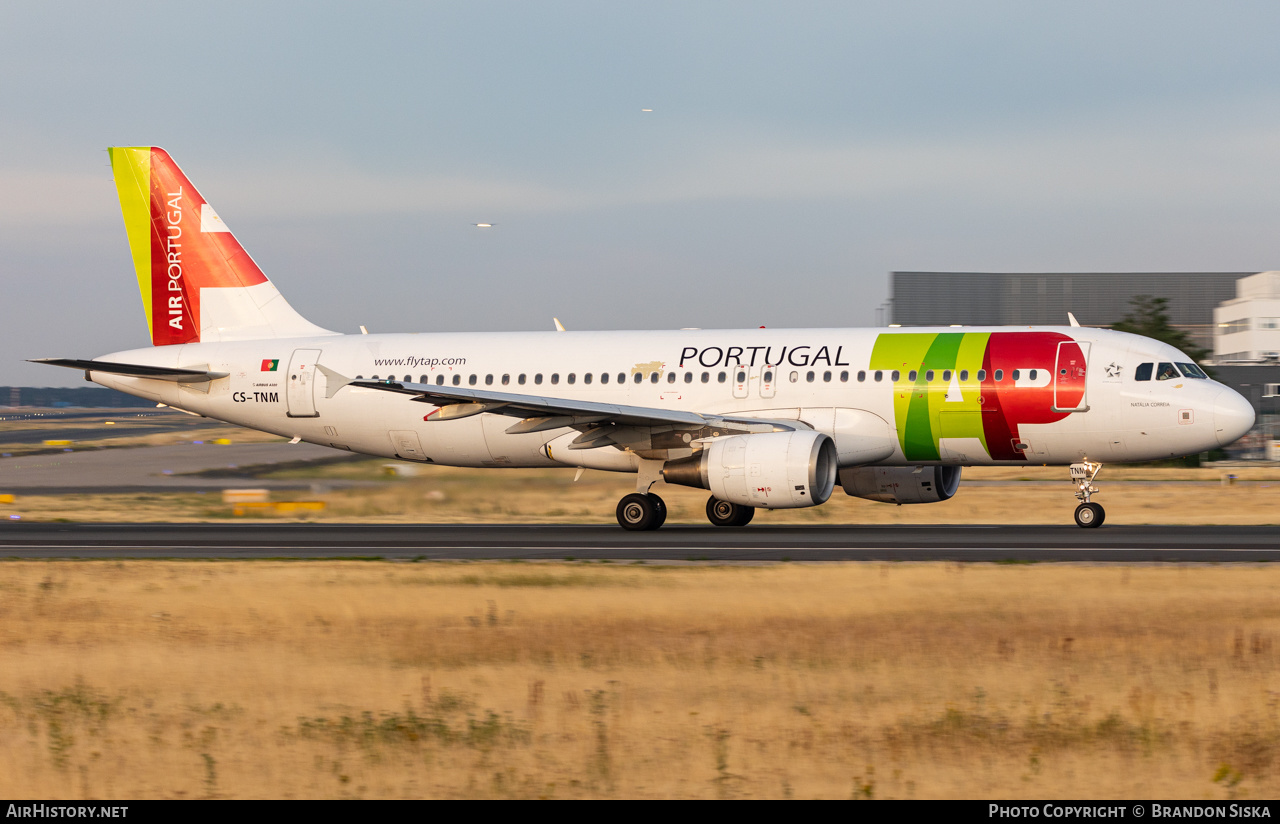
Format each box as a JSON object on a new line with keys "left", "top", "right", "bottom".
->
{"left": 35, "top": 148, "right": 1255, "bottom": 530}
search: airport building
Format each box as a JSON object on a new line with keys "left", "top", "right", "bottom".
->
{"left": 1212, "top": 272, "right": 1280, "bottom": 363}
{"left": 890, "top": 271, "right": 1249, "bottom": 353}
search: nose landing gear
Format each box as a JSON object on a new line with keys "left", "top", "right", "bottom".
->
{"left": 1070, "top": 460, "right": 1105, "bottom": 528}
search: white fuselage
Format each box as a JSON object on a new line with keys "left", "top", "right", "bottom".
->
{"left": 85, "top": 325, "right": 1253, "bottom": 472}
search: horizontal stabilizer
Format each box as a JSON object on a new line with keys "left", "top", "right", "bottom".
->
{"left": 30, "top": 358, "right": 228, "bottom": 383}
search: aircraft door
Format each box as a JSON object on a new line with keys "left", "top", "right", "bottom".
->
{"left": 759, "top": 365, "right": 777, "bottom": 399}
{"left": 732, "top": 365, "right": 749, "bottom": 399}
{"left": 1053, "top": 341, "right": 1090, "bottom": 412}
{"left": 286, "top": 348, "right": 322, "bottom": 418}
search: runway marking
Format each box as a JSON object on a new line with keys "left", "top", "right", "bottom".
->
{"left": 2, "top": 544, "right": 1278, "bottom": 554}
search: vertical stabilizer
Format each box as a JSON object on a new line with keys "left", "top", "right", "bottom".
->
{"left": 108, "top": 147, "right": 336, "bottom": 345}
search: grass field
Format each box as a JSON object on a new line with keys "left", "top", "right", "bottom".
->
{"left": 0, "top": 561, "right": 1276, "bottom": 799}
{"left": 3, "top": 461, "right": 1280, "bottom": 525}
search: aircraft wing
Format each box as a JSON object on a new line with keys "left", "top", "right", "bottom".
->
{"left": 30, "top": 358, "right": 229, "bottom": 382}
{"left": 342, "top": 374, "right": 799, "bottom": 437}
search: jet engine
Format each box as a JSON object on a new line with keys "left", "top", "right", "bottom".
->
{"left": 839, "top": 465, "right": 961, "bottom": 504}
{"left": 662, "top": 431, "right": 837, "bottom": 508}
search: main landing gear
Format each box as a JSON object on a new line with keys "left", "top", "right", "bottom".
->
{"left": 706, "top": 496, "right": 755, "bottom": 527}
{"left": 613, "top": 458, "right": 759, "bottom": 530}
{"left": 1071, "top": 460, "right": 1105, "bottom": 528}
{"left": 616, "top": 493, "right": 666, "bottom": 531}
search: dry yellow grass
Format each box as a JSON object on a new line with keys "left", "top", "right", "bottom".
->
{"left": 0, "top": 561, "right": 1276, "bottom": 799}
{"left": 0, "top": 413, "right": 280, "bottom": 443}
{"left": 4, "top": 464, "right": 1280, "bottom": 524}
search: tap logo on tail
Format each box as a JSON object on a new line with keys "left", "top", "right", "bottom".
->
{"left": 108, "top": 147, "right": 269, "bottom": 346}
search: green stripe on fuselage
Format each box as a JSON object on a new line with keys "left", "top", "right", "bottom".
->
{"left": 870, "top": 332, "right": 992, "bottom": 461}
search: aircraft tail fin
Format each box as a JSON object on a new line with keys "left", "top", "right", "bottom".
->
{"left": 108, "top": 147, "right": 336, "bottom": 346}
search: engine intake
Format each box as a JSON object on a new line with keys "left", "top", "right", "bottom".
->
{"left": 839, "top": 465, "right": 961, "bottom": 504}
{"left": 663, "top": 431, "right": 837, "bottom": 509}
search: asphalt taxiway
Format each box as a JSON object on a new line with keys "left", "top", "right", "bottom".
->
{"left": 0, "top": 523, "right": 1277, "bottom": 561}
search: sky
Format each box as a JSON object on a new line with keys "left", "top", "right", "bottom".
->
{"left": 5, "top": 1, "right": 1280, "bottom": 386}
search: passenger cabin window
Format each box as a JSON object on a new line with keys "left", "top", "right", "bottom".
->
{"left": 1156, "top": 362, "right": 1179, "bottom": 381}
{"left": 1029, "top": 369, "right": 1037, "bottom": 381}
{"left": 925, "top": 370, "right": 934, "bottom": 381}
{"left": 583, "top": 373, "right": 592, "bottom": 384}
{"left": 823, "top": 371, "right": 832, "bottom": 382}
{"left": 518, "top": 374, "right": 526, "bottom": 385}
{"left": 601, "top": 373, "right": 609, "bottom": 384}
{"left": 371, "top": 375, "right": 379, "bottom": 380}
{"left": 891, "top": 370, "right": 900, "bottom": 381}
{"left": 633, "top": 372, "right": 643, "bottom": 384}
{"left": 874, "top": 371, "right": 883, "bottom": 382}
{"left": 469, "top": 375, "right": 477, "bottom": 385}
{"left": 685, "top": 372, "right": 694, "bottom": 383}
{"left": 718, "top": 372, "right": 727, "bottom": 383}
{"left": 959, "top": 370, "right": 968, "bottom": 381}
{"left": 452, "top": 375, "right": 461, "bottom": 386}
{"left": 943, "top": 370, "right": 951, "bottom": 381}
{"left": 502, "top": 374, "right": 510, "bottom": 385}
{"left": 1012, "top": 370, "right": 1021, "bottom": 381}
{"left": 566, "top": 373, "right": 575, "bottom": 384}
{"left": 668, "top": 372, "right": 677, "bottom": 384}
{"left": 437, "top": 375, "right": 445, "bottom": 385}
{"left": 857, "top": 371, "right": 865, "bottom": 382}
{"left": 994, "top": 369, "right": 1003, "bottom": 381}
{"left": 650, "top": 372, "right": 659, "bottom": 383}
{"left": 535, "top": 374, "right": 543, "bottom": 385}
{"left": 702, "top": 372, "right": 710, "bottom": 383}
{"left": 419, "top": 375, "right": 427, "bottom": 383}
{"left": 790, "top": 371, "right": 799, "bottom": 383}
{"left": 908, "top": 370, "right": 917, "bottom": 381}
{"left": 1135, "top": 363, "right": 1153, "bottom": 381}
{"left": 736, "top": 370, "right": 747, "bottom": 383}
{"left": 762, "top": 370, "right": 773, "bottom": 383}
{"left": 976, "top": 369, "right": 985, "bottom": 381}
{"left": 551, "top": 374, "right": 560, "bottom": 385}
{"left": 806, "top": 371, "right": 815, "bottom": 382}
{"left": 840, "top": 371, "right": 849, "bottom": 382}
{"left": 617, "top": 373, "right": 625, "bottom": 384}
{"left": 485, "top": 374, "right": 493, "bottom": 385}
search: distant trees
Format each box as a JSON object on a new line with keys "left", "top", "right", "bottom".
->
{"left": 1110, "top": 295, "right": 1212, "bottom": 365}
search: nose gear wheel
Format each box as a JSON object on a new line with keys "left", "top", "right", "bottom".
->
{"left": 1070, "top": 461, "right": 1104, "bottom": 528}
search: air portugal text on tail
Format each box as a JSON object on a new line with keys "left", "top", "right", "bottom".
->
{"left": 30, "top": 148, "right": 1257, "bottom": 531}
{"left": 107, "top": 146, "right": 330, "bottom": 344}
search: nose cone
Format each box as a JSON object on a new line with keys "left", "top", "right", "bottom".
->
{"left": 1213, "top": 387, "right": 1255, "bottom": 447}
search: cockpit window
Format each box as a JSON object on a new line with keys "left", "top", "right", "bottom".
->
{"left": 1156, "top": 362, "right": 1179, "bottom": 380}
{"left": 1135, "top": 363, "right": 1153, "bottom": 381}
{"left": 1177, "top": 362, "right": 1208, "bottom": 379}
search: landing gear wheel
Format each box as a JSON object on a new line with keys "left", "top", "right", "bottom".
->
{"left": 650, "top": 494, "right": 667, "bottom": 529}
{"left": 1074, "top": 502, "right": 1105, "bottom": 528}
{"left": 706, "top": 496, "right": 755, "bottom": 527}
{"left": 617, "top": 493, "right": 663, "bottom": 531}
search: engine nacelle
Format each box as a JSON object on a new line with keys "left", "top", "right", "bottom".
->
{"left": 839, "top": 465, "right": 961, "bottom": 504}
{"left": 663, "top": 431, "right": 837, "bottom": 509}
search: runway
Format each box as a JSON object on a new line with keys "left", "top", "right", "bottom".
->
{"left": 1, "top": 523, "right": 1278, "bottom": 561}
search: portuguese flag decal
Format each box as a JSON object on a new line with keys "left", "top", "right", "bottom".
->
{"left": 261, "top": 359, "right": 279, "bottom": 372}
